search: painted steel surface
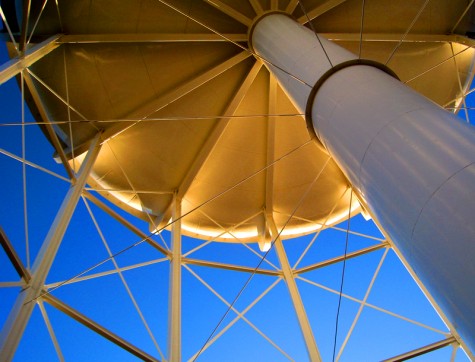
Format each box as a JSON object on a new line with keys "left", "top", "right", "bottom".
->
{"left": 252, "top": 13, "right": 475, "bottom": 354}
{"left": 10, "top": 0, "right": 474, "bottom": 242}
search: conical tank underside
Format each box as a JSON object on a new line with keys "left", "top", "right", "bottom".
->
{"left": 14, "top": 0, "right": 475, "bottom": 241}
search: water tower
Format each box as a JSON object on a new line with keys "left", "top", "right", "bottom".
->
{"left": 1, "top": 0, "right": 475, "bottom": 360}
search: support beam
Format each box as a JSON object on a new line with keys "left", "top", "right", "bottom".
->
{"left": 268, "top": 216, "right": 322, "bottom": 362}
{"left": 58, "top": 33, "right": 248, "bottom": 44}
{"left": 382, "top": 337, "right": 457, "bottom": 362}
{"left": 285, "top": 0, "right": 299, "bottom": 14}
{"left": 185, "top": 267, "right": 289, "bottom": 361}
{"left": 167, "top": 196, "right": 182, "bottom": 362}
{"left": 297, "top": 0, "right": 347, "bottom": 24}
{"left": 0, "top": 34, "right": 60, "bottom": 85}
{"left": 295, "top": 243, "right": 388, "bottom": 275}
{"left": 202, "top": 0, "right": 252, "bottom": 26}
{"left": 182, "top": 258, "right": 281, "bottom": 276}
{"left": 45, "top": 257, "right": 169, "bottom": 289}
{"left": 120, "top": 51, "right": 250, "bottom": 132}
{"left": 335, "top": 248, "right": 389, "bottom": 361}
{"left": 0, "top": 134, "right": 101, "bottom": 362}
{"left": 251, "top": 13, "right": 475, "bottom": 357}
{"left": 177, "top": 61, "right": 262, "bottom": 199}
{"left": 0, "top": 146, "right": 70, "bottom": 183}
{"left": 0, "top": 6, "right": 19, "bottom": 52}
{"left": 19, "top": 0, "right": 31, "bottom": 52}
{"left": 265, "top": 75, "right": 277, "bottom": 216}
{"left": 23, "top": 72, "right": 75, "bottom": 180}
{"left": 82, "top": 191, "right": 169, "bottom": 256}
{"left": 451, "top": 0, "right": 475, "bottom": 33}
{"left": 0, "top": 227, "right": 31, "bottom": 282}
{"left": 62, "top": 51, "right": 251, "bottom": 159}
{"left": 55, "top": 32, "right": 475, "bottom": 47}
{"left": 323, "top": 33, "right": 472, "bottom": 44}
{"left": 43, "top": 294, "right": 159, "bottom": 362}
{"left": 258, "top": 74, "right": 278, "bottom": 252}
{"left": 38, "top": 301, "right": 64, "bottom": 362}
{"left": 152, "top": 61, "right": 263, "bottom": 233}
{"left": 249, "top": 0, "right": 264, "bottom": 15}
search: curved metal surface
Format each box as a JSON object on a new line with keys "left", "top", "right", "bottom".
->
{"left": 7, "top": 0, "right": 475, "bottom": 243}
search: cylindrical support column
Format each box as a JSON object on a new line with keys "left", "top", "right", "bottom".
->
{"left": 168, "top": 195, "right": 182, "bottom": 362}
{"left": 0, "top": 134, "right": 102, "bottom": 361}
{"left": 251, "top": 13, "right": 475, "bottom": 356}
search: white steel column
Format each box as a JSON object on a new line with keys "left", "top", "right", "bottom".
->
{"left": 168, "top": 195, "right": 182, "bottom": 362}
{"left": 251, "top": 13, "right": 475, "bottom": 356}
{"left": 0, "top": 134, "right": 102, "bottom": 362}
{"left": 268, "top": 216, "right": 322, "bottom": 362}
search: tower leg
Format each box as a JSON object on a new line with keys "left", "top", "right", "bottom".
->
{"left": 167, "top": 195, "right": 182, "bottom": 362}
{"left": 268, "top": 216, "right": 322, "bottom": 362}
{"left": 0, "top": 134, "right": 102, "bottom": 361}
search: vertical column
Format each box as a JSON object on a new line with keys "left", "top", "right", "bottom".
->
{"left": 268, "top": 216, "right": 322, "bottom": 362}
{"left": 250, "top": 13, "right": 475, "bottom": 357}
{"left": 0, "top": 134, "right": 102, "bottom": 362}
{"left": 168, "top": 195, "right": 182, "bottom": 362}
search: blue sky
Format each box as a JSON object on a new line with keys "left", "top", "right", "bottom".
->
{"left": 0, "top": 34, "right": 473, "bottom": 361}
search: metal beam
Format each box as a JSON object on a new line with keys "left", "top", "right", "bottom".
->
{"left": 152, "top": 61, "right": 262, "bottom": 233}
{"left": 19, "top": 0, "right": 32, "bottom": 52}
{"left": 265, "top": 75, "right": 277, "bottom": 215}
{"left": 82, "top": 197, "right": 166, "bottom": 360}
{"left": 63, "top": 50, "right": 251, "bottom": 159}
{"left": 0, "top": 147, "right": 70, "bottom": 183}
{"left": 335, "top": 248, "right": 389, "bottom": 361}
{"left": 295, "top": 243, "right": 388, "bottom": 275}
{"left": 168, "top": 196, "right": 182, "bottom": 362}
{"left": 55, "top": 33, "right": 475, "bottom": 46}
{"left": 182, "top": 258, "right": 281, "bottom": 276}
{"left": 0, "top": 282, "right": 25, "bottom": 288}
{"left": 249, "top": 0, "right": 264, "bottom": 15}
{"left": 382, "top": 337, "right": 457, "bottom": 362}
{"left": 0, "top": 34, "right": 60, "bottom": 85}
{"left": 123, "top": 50, "right": 250, "bottom": 124}
{"left": 322, "top": 33, "right": 474, "bottom": 44}
{"left": 185, "top": 267, "right": 288, "bottom": 360}
{"left": 38, "top": 301, "right": 64, "bottom": 362}
{"left": 23, "top": 72, "right": 75, "bottom": 180}
{"left": 268, "top": 216, "right": 322, "bottom": 362}
{"left": 45, "top": 257, "right": 169, "bottom": 289}
{"left": 0, "top": 227, "right": 31, "bottom": 283}
{"left": 177, "top": 61, "right": 262, "bottom": 199}
{"left": 0, "top": 134, "right": 101, "bottom": 362}
{"left": 285, "top": 0, "right": 299, "bottom": 14}
{"left": 43, "top": 294, "right": 160, "bottom": 362}
{"left": 82, "top": 191, "right": 169, "bottom": 256}
{"left": 0, "top": 6, "right": 19, "bottom": 52}
{"left": 297, "top": 274, "right": 448, "bottom": 335}
{"left": 451, "top": 0, "right": 475, "bottom": 33}
{"left": 298, "top": 0, "right": 347, "bottom": 24}
{"left": 58, "top": 33, "right": 248, "bottom": 44}
{"left": 202, "top": 0, "right": 252, "bottom": 26}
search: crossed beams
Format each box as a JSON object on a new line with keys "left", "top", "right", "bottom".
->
{"left": 1, "top": 0, "right": 474, "bottom": 361}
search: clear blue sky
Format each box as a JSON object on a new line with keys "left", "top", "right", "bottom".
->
{"left": 0, "top": 35, "right": 473, "bottom": 361}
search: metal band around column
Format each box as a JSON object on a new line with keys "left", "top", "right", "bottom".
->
{"left": 305, "top": 59, "right": 399, "bottom": 144}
